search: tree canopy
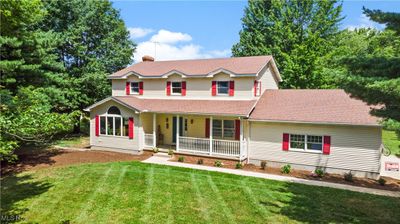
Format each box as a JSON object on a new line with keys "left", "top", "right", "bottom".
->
{"left": 0, "top": 0, "right": 135, "bottom": 161}
{"left": 232, "top": 0, "right": 343, "bottom": 89}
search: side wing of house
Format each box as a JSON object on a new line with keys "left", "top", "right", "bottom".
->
{"left": 248, "top": 122, "right": 381, "bottom": 178}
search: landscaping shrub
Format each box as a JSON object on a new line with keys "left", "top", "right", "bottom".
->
{"left": 314, "top": 168, "right": 325, "bottom": 177}
{"left": 168, "top": 149, "right": 174, "bottom": 156}
{"left": 378, "top": 177, "right": 386, "bottom": 186}
{"left": 214, "top": 160, "right": 223, "bottom": 167}
{"left": 178, "top": 156, "right": 185, "bottom": 162}
{"left": 153, "top": 147, "right": 159, "bottom": 153}
{"left": 197, "top": 159, "right": 204, "bottom": 164}
{"left": 344, "top": 171, "right": 353, "bottom": 182}
{"left": 281, "top": 164, "right": 291, "bottom": 174}
{"left": 260, "top": 160, "right": 267, "bottom": 170}
{"left": 235, "top": 162, "right": 243, "bottom": 169}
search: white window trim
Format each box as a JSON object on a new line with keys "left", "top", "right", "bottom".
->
{"left": 99, "top": 111, "right": 129, "bottom": 138}
{"left": 130, "top": 82, "right": 140, "bottom": 95}
{"left": 216, "top": 81, "right": 229, "bottom": 96}
{"left": 289, "top": 134, "right": 323, "bottom": 154}
{"left": 171, "top": 81, "right": 182, "bottom": 95}
{"left": 213, "top": 119, "right": 236, "bottom": 140}
{"left": 255, "top": 81, "right": 261, "bottom": 96}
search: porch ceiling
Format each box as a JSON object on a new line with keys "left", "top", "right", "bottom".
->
{"left": 113, "top": 96, "right": 256, "bottom": 117}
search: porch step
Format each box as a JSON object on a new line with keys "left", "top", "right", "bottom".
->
{"left": 153, "top": 152, "right": 170, "bottom": 158}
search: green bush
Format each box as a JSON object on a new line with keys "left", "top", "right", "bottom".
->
{"left": 344, "top": 172, "right": 353, "bottom": 182}
{"left": 168, "top": 149, "right": 174, "bottom": 156}
{"left": 378, "top": 177, "right": 386, "bottom": 186}
{"left": 260, "top": 160, "right": 267, "bottom": 170}
{"left": 235, "top": 162, "right": 243, "bottom": 169}
{"left": 214, "top": 160, "right": 223, "bottom": 167}
{"left": 314, "top": 168, "right": 325, "bottom": 177}
{"left": 178, "top": 156, "right": 184, "bottom": 162}
{"left": 197, "top": 159, "right": 204, "bottom": 164}
{"left": 281, "top": 164, "right": 291, "bottom": 174}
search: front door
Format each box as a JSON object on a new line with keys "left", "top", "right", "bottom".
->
{"left": 172, "top": 116, "right": 184, "bottom": 144}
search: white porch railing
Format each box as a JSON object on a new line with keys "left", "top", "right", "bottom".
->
{"left": 212, "top": 139, "right": 240, "bottom": 156}
{"left": 144, "top": 134, "right": 154, "bottom": 148}
{"left": 179, "top": 136, "right": 210, "bottom": 153}
{"left": 178, "top": 136, "right": 244, "bottom": 158}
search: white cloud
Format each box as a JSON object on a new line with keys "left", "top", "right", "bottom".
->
{"left": 345, "top": 14, "right": 385, "bottom": 31}
{"left": 133, "top": 29, "right": 230, "bottom": 62}
{"left": 128, "top": 27, "right": 154, "bottom": 39}
{"left": 150, "top": 29, "right": 192, "bottom": 44}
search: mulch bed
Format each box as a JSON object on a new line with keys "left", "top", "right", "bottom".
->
{"left": 1, "top": 148, "right": 152, "bottom": 176}
{"left": 170, "top": 154, "right": 400, "bottom": 192}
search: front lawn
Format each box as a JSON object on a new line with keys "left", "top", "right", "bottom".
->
{"left": 382, "top": 129, "right": 400, "bottom": 156}
{"left": 1, "top": 162, "right": 399, "bottom": 223}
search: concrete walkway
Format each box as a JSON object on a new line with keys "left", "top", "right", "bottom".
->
{"left": 143, "top": 154, "right": 400, "bottom": 198}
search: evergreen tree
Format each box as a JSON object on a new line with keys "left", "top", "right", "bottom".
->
{"left": 232, "top": 0, "right": 342, "bottom": 88}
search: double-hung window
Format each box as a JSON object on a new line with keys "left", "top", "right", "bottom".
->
{"left": 290, "top": 134, "right": 323, "bottom": 152}
{"left": 130, "top": 82, "right": 139, "bottom": 94}
{"left": 171, "top": 82, "right": 182, "bottom": 95}
{"left": 212, "top": 119, "right": 235, "bottom": 139}
{"left": 217, "top": 81, "right": 229, "bottom": 95}
{"left": 100, "top": 106, "right": 129, "bottom": 137}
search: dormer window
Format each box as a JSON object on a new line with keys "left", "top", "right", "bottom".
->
{"left": 171, "top": 82, "right": 182, "bottom": 95}
{"left": 130, "top": 82, "right": 140, "bottom": 94}
{"left": 217, "top": 81, "right": 229, "bottom": 95}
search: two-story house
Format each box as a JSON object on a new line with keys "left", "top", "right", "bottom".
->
{"left": 85, "top": 55, "right": 382, "bottom": 178}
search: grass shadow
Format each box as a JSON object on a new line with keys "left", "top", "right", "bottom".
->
{"left": 273, "top": 182, "right": 400, "bottom": 223}
{"left": 1, "top": 174, "right": 52, "bottom": 223}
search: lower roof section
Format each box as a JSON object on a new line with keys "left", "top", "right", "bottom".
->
{"left": 249, "top": 90, "right": 380, "bottom": 126}
{"left": 86, "top": 96, "right": 256, "bottom": 117}
{"left": 85, "top": 89, "right": 380, "bottom": 126}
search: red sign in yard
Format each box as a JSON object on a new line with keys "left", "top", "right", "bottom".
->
{"left": 385, "top": 162, "right": 399, "bottom": 171}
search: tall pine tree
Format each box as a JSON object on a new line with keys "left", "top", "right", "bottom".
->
{"left": 232, "top": 0, "right": 342, "bottom": 88}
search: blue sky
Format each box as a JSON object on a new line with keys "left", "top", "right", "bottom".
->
{"left": 112, "top": 0, "right": 400, "bottom": 62}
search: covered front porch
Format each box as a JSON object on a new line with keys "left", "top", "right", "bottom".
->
{"left": 141, "top": 113, "right": 247, "bottom": 160}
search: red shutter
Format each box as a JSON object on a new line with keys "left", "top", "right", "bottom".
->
{"left": 282, "top": 133, "right": 289, "bottom": 151}
{"left": 323, "top": 136, "right": 331, "bottom": 155}
{"left": 205, "top": 118, "right": 210, "bottom": 138}
{"left": 235, "top": 120, "right": 240, "bottom": 140}
{"left": 126, "top": 82, "right": 130, "bottom": 95}
{"left": 181, "top": 81, "right": 186, "bottom": 96}
{"left": 254, "top": 80, "right": 258, "bottom": 96}
{"left": 139, "top": 82, "right": 143, "bottom": 95}
{"left": 229, "top": 81, "right": 234, "bottom": 96}
{"left": 128, "top": 117, "right": 134, "bottom": 139}
{"left": 166, "top": 81, "right": 171, "bottom": 96}
{"left": 95, "top": 115, "right": 99, "bottom": 136}
{"left": 211, "top": 81, "right": 217, "bottom": 96}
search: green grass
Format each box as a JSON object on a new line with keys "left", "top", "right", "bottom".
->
{"left": 382, "top": 130, "right": 400, "bottom": 156}
{"left": 53, "top": 135, "right": 89, "bottom": 148}
{"left": 1, "top": 162, "right": 399, "bottom": 224}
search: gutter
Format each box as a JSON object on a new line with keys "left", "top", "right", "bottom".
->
{"left": 247, "top": 118, "right": 382, "bottom": 127}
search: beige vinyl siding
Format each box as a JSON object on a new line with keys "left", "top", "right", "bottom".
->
{"left": 111, "top": 73, "right": 260, "bottom": 99}
{"left": 256, "top": 64, "right": 279, "bottom": 91}
{"left": 90, "top": 101, "right": 140, "bottom": 151}
{"left": 249, "top": 122, "right": 381, "bottom": 173}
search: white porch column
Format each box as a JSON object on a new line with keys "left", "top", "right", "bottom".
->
{"left": 152, "top": 113, "right": 156, "bottom": 148}
{"left": 239, "top": 117, "right": 244, "bottom": 161}
{"left": 209, "top": 116, "right": 213, "bottom": 155}
{"left": 176, "top": 115, "right": 180, "bottom": 151}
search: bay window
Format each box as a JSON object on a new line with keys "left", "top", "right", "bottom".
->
{"left": 100, "top": 106, "right": 129, "bottom": 137}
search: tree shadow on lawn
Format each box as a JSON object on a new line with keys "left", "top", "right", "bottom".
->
{"left": 269, "top": 182, "right": 400, "bottom": 223}
{"left": 1, "top": 146, "right": 64, "bottom": 176}
{"left": 1, "top": 174, "right": 52, "bottom": 223}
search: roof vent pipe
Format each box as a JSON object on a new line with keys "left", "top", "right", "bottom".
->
{"left": 142, "top": 55, "right": 155, "bottom": 62}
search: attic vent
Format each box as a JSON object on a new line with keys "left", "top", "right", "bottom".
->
{"left": 142, "top": 55, "right": 154, "bottom": 62}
